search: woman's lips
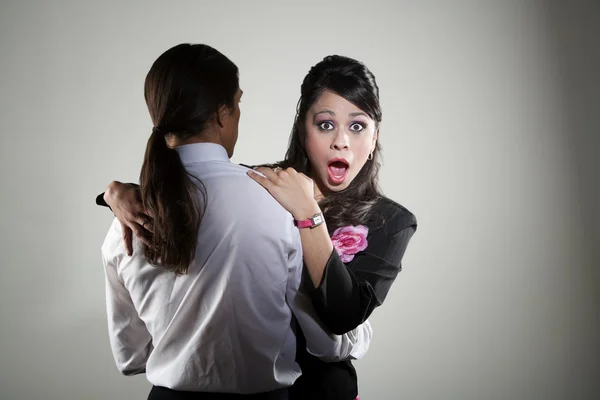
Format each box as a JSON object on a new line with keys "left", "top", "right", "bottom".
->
{"left": 327, "top": 159, "right": 349, "bottom": 184}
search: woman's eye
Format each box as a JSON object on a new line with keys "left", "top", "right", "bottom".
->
{"left": 349, "top": 123, "right": 364, "bottom": 132}
{"left": 318, "top": 122, "right": 334, "bottom": 131}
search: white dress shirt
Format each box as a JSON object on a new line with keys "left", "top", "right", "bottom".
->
{"left": 101, "top": 143, "right": 372, "bottom": 394}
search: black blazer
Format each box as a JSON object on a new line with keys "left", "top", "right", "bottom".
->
{"left": 289, "top": 196, "right": 417, "bottom": 400}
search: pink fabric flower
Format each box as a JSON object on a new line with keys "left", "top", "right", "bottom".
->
{"left": 331, "top": 225, "right": 369, "bottom": 263}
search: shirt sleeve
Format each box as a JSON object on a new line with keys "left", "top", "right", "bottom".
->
{"left": 96, "top": 192, "right": 110, "bottom": 209}
{"left": 285, "top": 228, "right": 373, "bottom": 362}
{"left": 310, "top": 210, "right": 417, "bottom": 334}
{"left": 101, "top": 219, "right": 153, "bottom": 375}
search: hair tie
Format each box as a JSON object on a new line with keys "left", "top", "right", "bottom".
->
{"left": 152, "top": 126, "right": 167, "bottom": 135}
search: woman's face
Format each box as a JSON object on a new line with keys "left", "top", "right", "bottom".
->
{"left": 304, "top": 90, "right": 378, "bottom": 194}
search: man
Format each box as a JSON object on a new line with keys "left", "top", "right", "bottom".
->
{"left": 98, "top": 43, "right": 372, "bottom": 400}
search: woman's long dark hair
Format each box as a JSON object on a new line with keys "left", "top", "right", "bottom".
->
{"left": 140, "top": 43, "right": 239, "bottom": 274}
{"left": 275, "top": 55, "right": 384, "bottom": 232}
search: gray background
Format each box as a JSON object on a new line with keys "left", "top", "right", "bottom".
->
{"left": 1, "top": 1, "right": 598, "bottom": 399}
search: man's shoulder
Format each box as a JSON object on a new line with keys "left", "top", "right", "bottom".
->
{"left": 200, "top": 162, "right": 293, "bottom": 220}
{"left": 101, "top": 217, "right": 125, "bottom": 263}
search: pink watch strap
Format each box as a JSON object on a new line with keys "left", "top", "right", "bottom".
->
{"left": 294, "top": 212, "right": 324, "bottom": 229}
{"left": 295, "top": 219, "right": 313, "bottom": 229}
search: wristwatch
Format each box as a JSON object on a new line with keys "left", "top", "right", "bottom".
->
{"left": 294, "top": 212, "right": 325, "bottom": 229}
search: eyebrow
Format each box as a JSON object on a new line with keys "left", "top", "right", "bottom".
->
{"left": 314, "top": 110, "right": 369, "bottom": 118}
{"left": 314, "top": 110, "right": 335, "bottom": 117}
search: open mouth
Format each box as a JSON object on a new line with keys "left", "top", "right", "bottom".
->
{"left": 327, "top": 158, "right": 350, "bottom": 184}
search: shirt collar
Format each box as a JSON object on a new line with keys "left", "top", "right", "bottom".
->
{"left": 175, "top": 143, "right": 230, "bottom": 165}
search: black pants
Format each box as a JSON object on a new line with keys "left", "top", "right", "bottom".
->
{"left": 148, "top": 386, "right": 288, "bottom": 400}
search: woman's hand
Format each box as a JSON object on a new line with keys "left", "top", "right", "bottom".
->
{"left": 247, "top": 167, "right": 321, "bottom": 220}
{"left": 104, "top": 181, "right": 153, "bottom": 255}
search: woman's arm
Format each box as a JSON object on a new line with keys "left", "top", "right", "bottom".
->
{"left": 308, "top": 211, "right": 416, "bottom": 334}
{"left": 96, "top": 192, "right": 111, "bottom": 209}
{"left": 287, "top": 201, "right": 336, "bottom": 288}
{"left": 98, "top": 163, "right": 255, "bottom": 251}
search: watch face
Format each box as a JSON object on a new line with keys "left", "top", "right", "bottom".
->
{"left": 312, "top": 214, "right": 324, "bottom": 225}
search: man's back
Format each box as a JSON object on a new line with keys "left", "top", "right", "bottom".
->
{"left": 102, "top": 143, "right": 301, "bottom": 393}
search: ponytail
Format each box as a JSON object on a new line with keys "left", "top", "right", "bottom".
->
{"left": 139, "top": 127, "right": 204, "bottom": 274}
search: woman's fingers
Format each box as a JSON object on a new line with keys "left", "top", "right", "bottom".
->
{"left": 132, "top": 224, "right": 153, "bottom": 247}
{"left": 121, "top": 220, "right": 153, "bottom": 256}
{"left": 247, "top": 169, "right": 275, "bottom": 191}
{"left": 135, "top": 214, "right": 154, "bottom": 234}
{"left": 253, "top": 167, "right": 281, "bottom": 181}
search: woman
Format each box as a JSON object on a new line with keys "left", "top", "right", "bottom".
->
{"left": 100, "top": 44, "right": 373, "bottom": 400}
{"left": 100, "top": 55, "right": 417, "bottom": 399}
